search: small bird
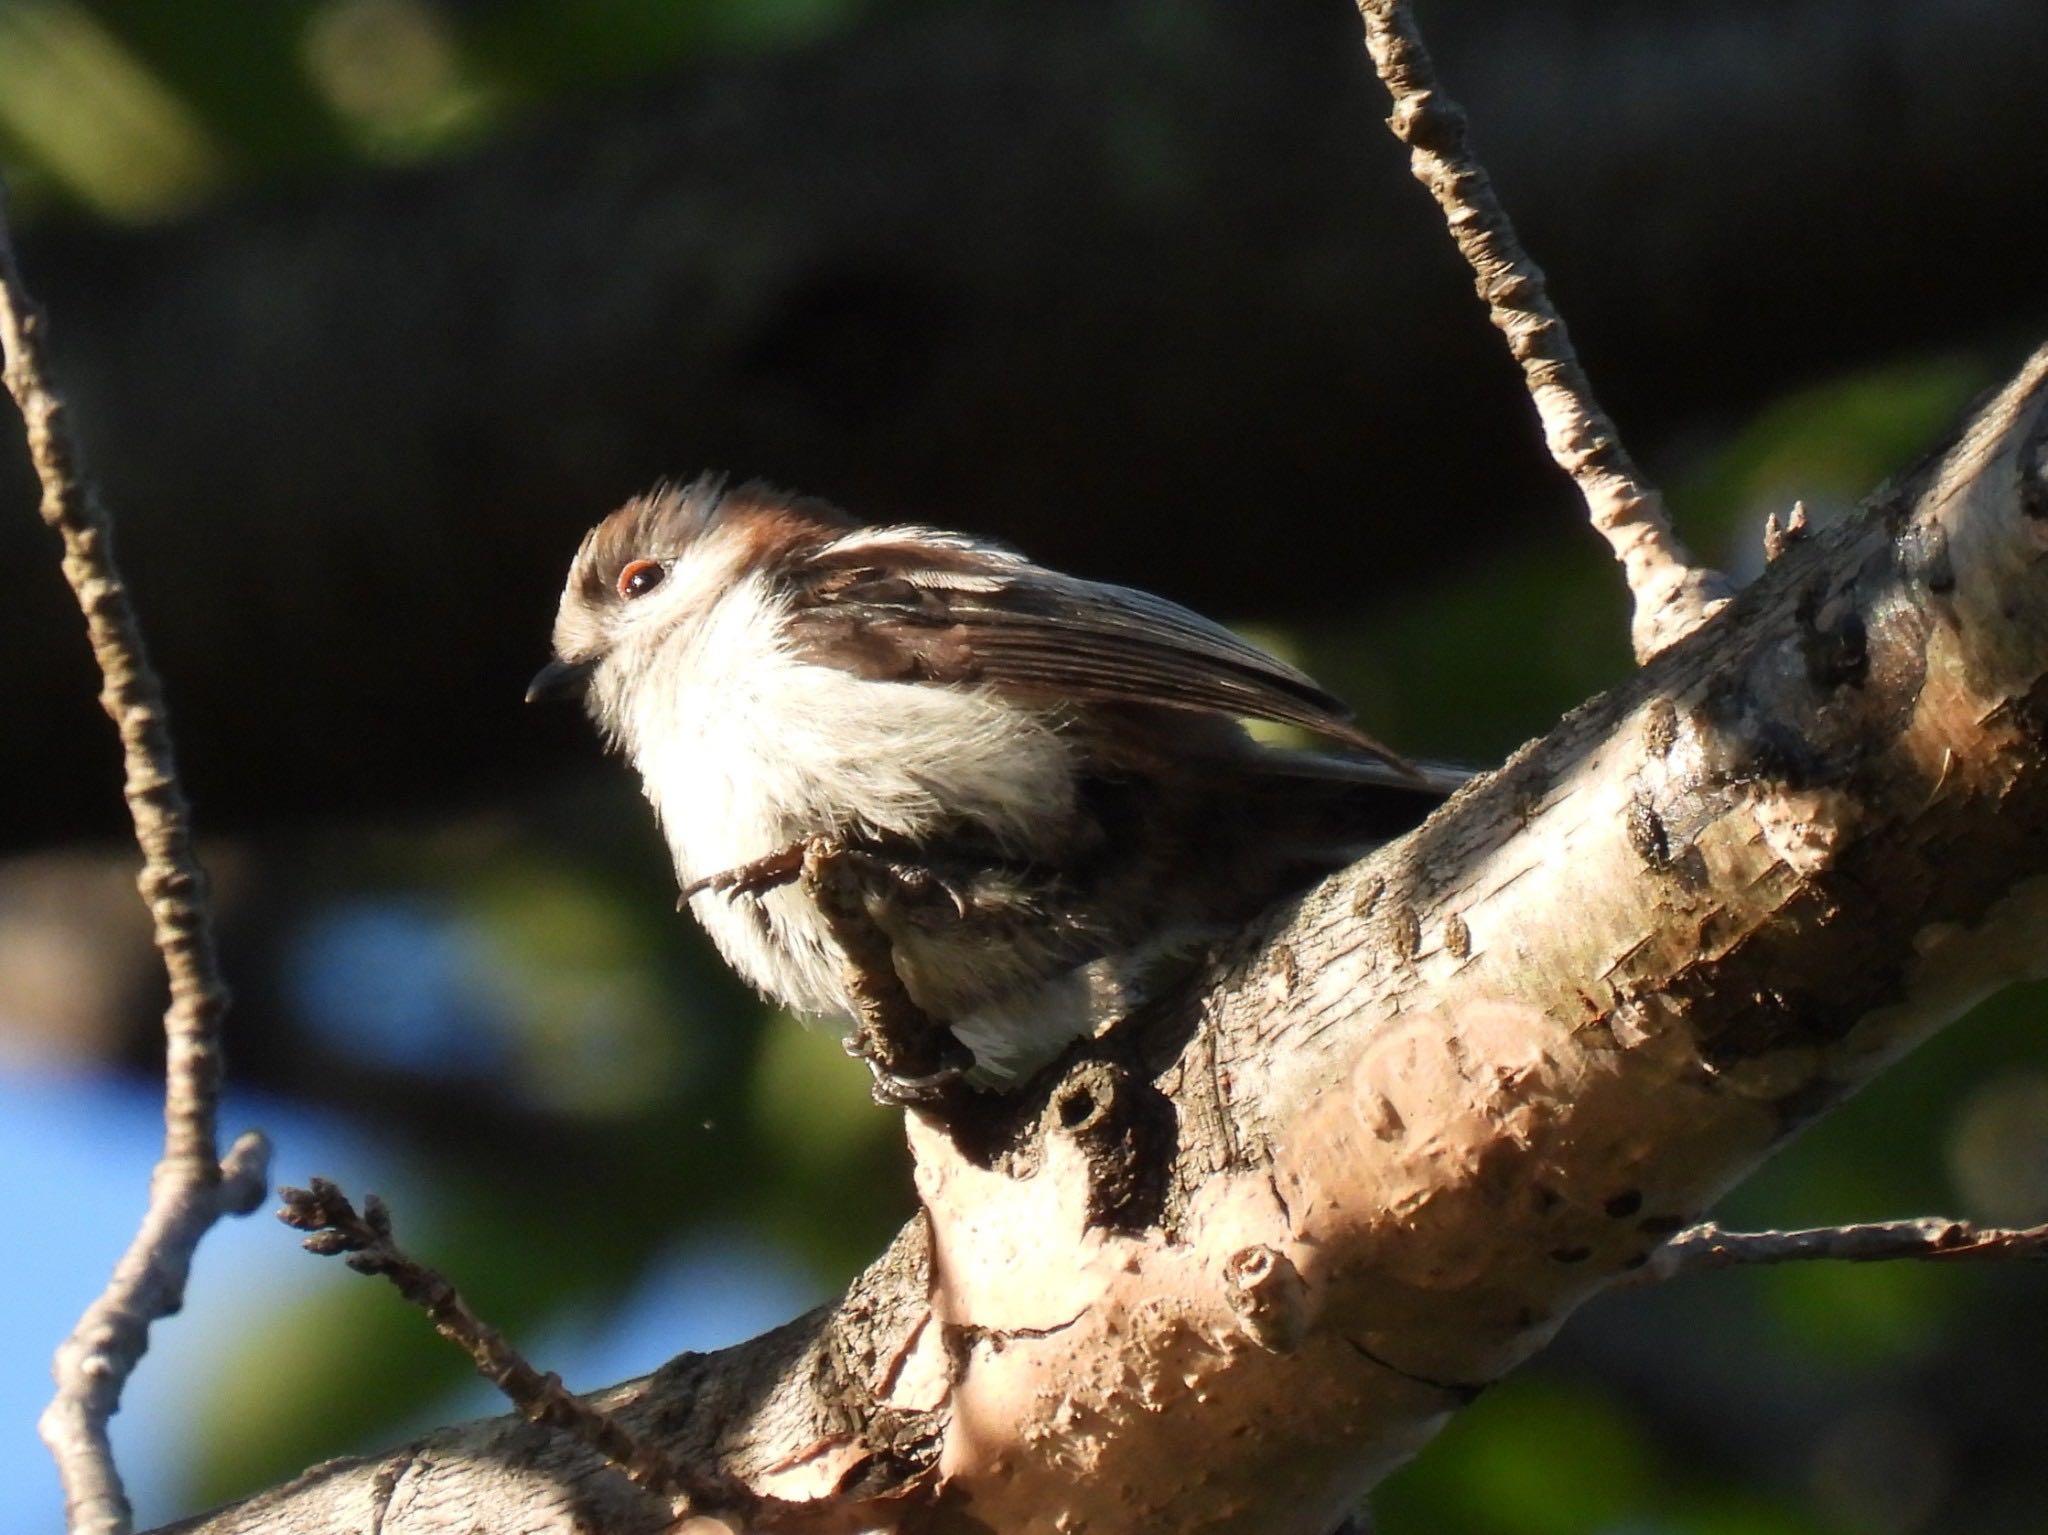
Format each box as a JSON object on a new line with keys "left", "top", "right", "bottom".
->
{"left": 532, "top": 477, "right": 1457, "bottom": 1093}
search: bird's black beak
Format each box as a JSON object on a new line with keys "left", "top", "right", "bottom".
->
{"left": 525, "top": 655, "right": 597, "bottom": 704}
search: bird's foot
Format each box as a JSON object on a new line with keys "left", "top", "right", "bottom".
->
{"left": 799, "top": 839, "right": 983, "bottom": 1109}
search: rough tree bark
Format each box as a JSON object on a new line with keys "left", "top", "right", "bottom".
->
{"left": 150, "top": 348, "right": 2048, "bottom": 1533}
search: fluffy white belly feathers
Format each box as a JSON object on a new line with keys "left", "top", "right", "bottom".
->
{"left": 627, "top": 575, "right": 1090, "bottom": 1065}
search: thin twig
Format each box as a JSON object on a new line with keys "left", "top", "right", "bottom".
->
{"left": 278, "top": 1180, "right": 740, "bottom": 1515}
{"left": 1, "top": 187, "right": 271, "bottom": 1535}
{"left": 1642, "top": 1216, "right": 2048, "bottom": 1284}
{"left": 1354, "top": 0, "right": 1732, "bottom": 661}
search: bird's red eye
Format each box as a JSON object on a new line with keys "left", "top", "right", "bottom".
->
{"left": 617, "top": 559, "right": 666, "bottom": 599}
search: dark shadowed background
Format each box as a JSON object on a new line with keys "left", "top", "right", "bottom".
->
{"left": 4, "top": 1, "right": 2047, "bottom": 1529}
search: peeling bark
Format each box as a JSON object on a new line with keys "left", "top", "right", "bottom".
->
{"left": 156, "top": 348, "right": 2048, "bottom": 1534}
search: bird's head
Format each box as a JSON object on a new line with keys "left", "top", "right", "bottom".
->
{"left": 528, "top": 476, "right": 852, "bottom": 724}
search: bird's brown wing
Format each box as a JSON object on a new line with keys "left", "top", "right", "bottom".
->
{"left": 779, "top": 530, "right": 1414, "bottom": 770}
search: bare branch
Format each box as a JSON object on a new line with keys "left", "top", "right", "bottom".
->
{"left": 276, "top": 1180, "right": 749, "bottom": 1518}
{"left": 1354, "top": 0, "right": 1732, "bottom": 661}
{"left": 1644, "top": 1216, "right": 2048, "bottom": 1282}
{"left": 0, "top": 184, "right": 270, "bottom": 1535}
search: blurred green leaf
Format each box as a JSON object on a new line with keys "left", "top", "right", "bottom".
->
{"left": 752, "top": 1011, "right": 893, "bottom": 1173}
{"left": 0, "top": 0, "right": 878, "bottom": 219}
{"left": 1670, "top": 358, "right": 1991, "bottom": 558}
{"left": 1376, "top": 1377, "right": 1661, "bottom": 1535}
{"left": 195, "top": 1270, "right": 463, "bottom": 1501}
{"left": 85, "top": 0, "right": 350, "bottom": 172}
{"left": 460, "top": 0, "right": 871, "bottom": 103}
{"left": 750, "top": 1012, "right": 917, "bottom": 1274}
{"left": 298, "top": 0, "right": 506, "bottom": 161}
{"left": 1655, "top": 1490, "right": 1830, "bottom": 1535}
{"left": 1756, "top": 1261, "right": 1949, "bottom": 1367}
{"left": 1303, "top": 542, "right": 1633, "bottom": 767}
{"left": 0, "top": 1, "right": 230, "bottom": 219}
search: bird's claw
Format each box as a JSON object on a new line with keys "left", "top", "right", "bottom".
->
{"left": 678, "top": 844, "right": 808, "bottom": 906}
{"left": 893, "top": 862, "right": 974, "bottom": 920}
{"left": 843, "top": 1034, "right": 974, "bottom": 1106}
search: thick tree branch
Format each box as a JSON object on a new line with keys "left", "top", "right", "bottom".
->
{"left": 0, "top": 187, "right": 269, "bottom": 1535}
{"left": 153, "top": 347, "right": 2048, "bottom": 1534}
{"left": 1355, "top": 0, "right": 1733, "bottom": 661}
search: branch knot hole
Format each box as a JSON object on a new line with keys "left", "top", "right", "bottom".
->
{"left": 1055, "top": 1078, "right": 1100, "bottom": 1134}
{"left": 1043, "top": 1060, "right": 1173, "bottom": 1232}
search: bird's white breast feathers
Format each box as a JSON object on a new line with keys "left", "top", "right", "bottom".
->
{"left": 617, "top": 573, "right": 1086, "bottom": 1057}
